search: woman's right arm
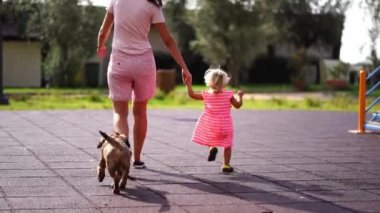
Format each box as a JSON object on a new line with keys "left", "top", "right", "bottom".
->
{"left": 97, "top": 11, "right": 114, "bottom": 56}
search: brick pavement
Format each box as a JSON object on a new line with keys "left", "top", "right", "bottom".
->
{"left": 0, "top": 109, "right": 379, "bottom": 213}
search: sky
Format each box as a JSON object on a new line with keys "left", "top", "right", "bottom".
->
{"left": 90, "top": 0, "right": 379, "bottom": 65}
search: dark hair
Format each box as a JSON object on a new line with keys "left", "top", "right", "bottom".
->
{"left": 147, "top": 0, "right": 163, "bottom": 7}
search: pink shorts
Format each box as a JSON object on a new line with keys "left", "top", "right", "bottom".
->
{"left": 107, "top": 49, "right": 156, "bottom": 101}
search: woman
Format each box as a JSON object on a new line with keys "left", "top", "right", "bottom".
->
{"left": 97, "top": 0, "right": 192, "bottom": 169}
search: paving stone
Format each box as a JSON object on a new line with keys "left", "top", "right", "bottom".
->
{"left": 100, "top": 206, "right": 187, "bottom": 213}
{"left": 339, "top": 179, "right": 380, "bottom": 190}
{"left": 172, "top": 166, "right": 225, "bottom": 174}
{"left": 257, "top": 171, "right": 326, "bottom": 181}
{"left": 14, "top": 209, "right": 101, "bottom": 213}
{"left": 235, "top": 191, "right": 318, "bottom": 204}
{"left": 39, "top": 155, "right": 96, "bottom": 163}
{"left": 164, "top": 193, "right": 249, "bottom": 205}
{"left": 343, "top": 163, "right": 380, "bottom": 171}
{"left": 259, "top": 202, "right": 353, "bottom": 213}
{"left": 0, "top": 198, "right": 10, "bottom": 210}
{"left": 0, "top": 170, "right": 56, "bottom": 178}
{"left": 275, "top": 180, "right": 353, "bottom": 191}
{"left": 267, "top": 157, "right": 325, "bottom": 164}
{"left": 286, "top": 163, "right": 354, "bottom": 172}
{"left": 0, "top": 148, "right": 32, "bottom": 156}
{"left": 88, "top": 193, "right": 166, "bottom": 208}
{"left": 181, "top": 204, "right": 267, "bottom": 213}
{"left": 0, "top": 177, "right": 67, "bottom": 187}
{"left": 8, "top": 197, "right": 93, "bottom": 209}
{"left": 146, "top": 183, "right": 224, "bottom": 194}
{"left": 0, "top": 156, "right": 39, "bottom": 163}
{"left": 1, "top": 110, "right": 380, "bottom": 212}
{"left": 303, "top": 189, "right": 380, "bottom": 202}
{"left": 334, "top": 201, "right": 380, "bottom": 213}
{"left": 76, "top": 181, "right": 141, "bottom": 196}
{"left": 55, "top": 169, "right": 95, "bottom": 177}
{"left": 238, "top": 164, "right": 299, "bottom": 173}
{"left": 322, "top": 156, "right": 377, "bottom": 164}
{"left": 136, "top": 174, "right": 201, "bottom": 185}
{"left": 317, "top": 171, "right": 379, "bottom": 180}
{"left": 3, "top": 186, "right": 80, "bottom": 197}
{"left": 47, "top": 161, "right": 97, "bottom": 169}
{"left": 0, "top": 162, "right": 46, "bottom": 170}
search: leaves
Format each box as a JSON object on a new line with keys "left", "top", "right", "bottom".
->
{"left": 3, "top": 0, "right": 105, "bottom": 86}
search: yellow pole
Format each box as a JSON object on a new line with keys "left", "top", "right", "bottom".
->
{"left": 358, "top": 69, "right": 367, "bottom": 133}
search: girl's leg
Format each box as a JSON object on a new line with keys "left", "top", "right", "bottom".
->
{"left": 208, "top": 147, "right": 218, "bottom": 161}
{"left": 132, "top": 100, "right": 148, "bottom": 163}
{"left": 223, "top": 147, "right": 232, "bottom": 166}
{"left": 112, "top": 100, "right": 129, "bottom": 135}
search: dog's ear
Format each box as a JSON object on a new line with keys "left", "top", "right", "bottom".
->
{"left": 99, "top": 130, "right": 109, "bottom": 139}
{"left": 97, "top": 130, "right": 109, "bottom": 148}
{"left": 97, "top": 138, "right": 105, "bottom": 148}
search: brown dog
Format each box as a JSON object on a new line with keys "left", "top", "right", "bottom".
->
{"left": 97, "top": 131, "right": 132, "bottom": 194}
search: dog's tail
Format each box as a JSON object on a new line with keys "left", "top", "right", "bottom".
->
{"left": 99, "top": 131, "right": 125, "bottom": 151}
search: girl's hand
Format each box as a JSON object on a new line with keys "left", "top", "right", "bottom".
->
{"left": 237, "top": 90, "right": 244, "bottom": 97}
{"left": 97, "top": 46, "right": 106, "bottom": 58}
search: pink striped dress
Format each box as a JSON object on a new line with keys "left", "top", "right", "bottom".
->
{"left": 192, "top": 90, "right": 234, "bottom": 148}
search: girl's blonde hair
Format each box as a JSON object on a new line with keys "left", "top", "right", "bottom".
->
{"left": 204, "top": 67, "right": 230, "bottom": 91}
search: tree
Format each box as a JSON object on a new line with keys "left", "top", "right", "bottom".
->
{"left": 11, "top": 0, "right": 104, "bottom": 87}
{"left": 361, "top": 0, "right": 380, "bottom": 67}
{"left": 191, "top": 0, "right": 266, "bottom": 86}
{"left": 0, "top": 0, "right": 9, "bottom": 104}
{"left": 271, "top": 0, "right": 350, "bottom": 82}
{"left": 164, "top": 0, "right": 209, "bottom": 83}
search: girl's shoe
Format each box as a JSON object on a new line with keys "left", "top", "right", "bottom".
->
{"left": 222, "top": 165, "right": 234, "bottom": 173}
{"left": 208, "top": 147, "right": 218, "bottom": 161}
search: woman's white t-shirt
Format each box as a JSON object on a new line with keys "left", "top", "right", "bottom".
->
{"left": 107, "top": 0, "right": 165, "bottom": 54}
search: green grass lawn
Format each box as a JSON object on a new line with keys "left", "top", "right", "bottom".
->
{"left": 1, "top": 85, "right": 379, "bottom": 112}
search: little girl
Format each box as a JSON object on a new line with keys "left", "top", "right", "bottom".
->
{"left": 185, "top": 67, "right": 244, "bottom": 173}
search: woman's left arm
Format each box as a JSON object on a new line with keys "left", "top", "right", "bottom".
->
{"left": 153, "top": 22, "right": 192, "bottom": 83}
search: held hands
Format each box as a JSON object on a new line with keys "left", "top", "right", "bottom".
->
{"left": 237, "top": 90, "right": 244, "bottom": 97}
{"left": 181, "top": 69, "right": 192, "bottom": 85}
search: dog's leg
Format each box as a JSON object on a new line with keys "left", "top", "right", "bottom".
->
{"left": 109, "top": 167, "right": 121, "bottom": 194}
{"left": 97, "top": 153, "right": 106, "bottom": 182}
{"left": 120, "top": 169, "right": 128, "bottom": 189}
{"left": 120, "top": 155, "right": 131, "bottom": 188}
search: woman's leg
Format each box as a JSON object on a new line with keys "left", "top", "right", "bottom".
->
{"left": 132, "top": 100, "right": 148, "bottom": 162}
{"left": 112, "top": 100, "right": 129, "bottom": 135}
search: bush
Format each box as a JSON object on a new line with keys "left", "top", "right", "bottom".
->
{"left": 154, "top": 51, "right": 175, "bottom": 69}
{"left": 249, "top": 54, "right": 293, "bottom": 84}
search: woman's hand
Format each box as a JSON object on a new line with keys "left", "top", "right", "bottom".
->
{"left": 97, "top": 46, "right": 107, "bottom": 58}
{"left": 182, "top": 68, "right": 192, "bottom": 84}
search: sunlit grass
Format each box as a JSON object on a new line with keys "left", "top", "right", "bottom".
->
{"left": 1, "top": 85, "right": 378, "bottom": 112}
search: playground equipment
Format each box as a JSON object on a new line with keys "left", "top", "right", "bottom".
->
{"left": 357, "top": 65, "right": 380, "bottom": 133}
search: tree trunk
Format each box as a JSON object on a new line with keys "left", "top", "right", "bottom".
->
{"left": 226, "top": 58, "right": 240, "bottom": 87}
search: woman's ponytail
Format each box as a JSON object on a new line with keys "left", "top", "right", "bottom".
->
{"left": 147, "top": 0, "right": 163, "bottom": 7}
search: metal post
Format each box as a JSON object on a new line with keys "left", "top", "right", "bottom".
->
{"left": 0, "top": 0, "right": 9, "bottom": 105}
{"left": 358, "top": 69, "right": 367, "bottom": 133}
